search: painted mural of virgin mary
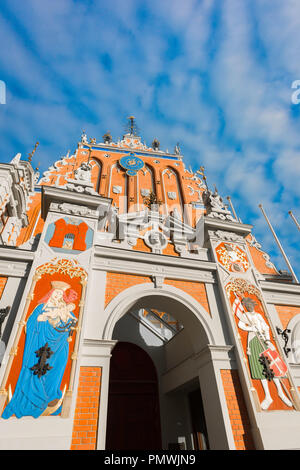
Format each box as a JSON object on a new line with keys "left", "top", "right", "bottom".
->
{"left": 1, "top": 281, "right": 78, "bottom": 419}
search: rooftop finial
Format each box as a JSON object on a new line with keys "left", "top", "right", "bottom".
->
{"left": 151, "top": 138, "right": 160, "bottom": 150}
{"left": 81, "top": 130, "right": 88, "bottom": 144}
{"left": 28, "top": 141, "right": 39, "bottom": 163}
{"left": 103, "top": 130, "right": 112, "bottom": 144}
{"left": 174, "top": 142, "right": 180, "bottom": 155}
{"left": 196, "top": 166, "right": 208, "bottom": 190}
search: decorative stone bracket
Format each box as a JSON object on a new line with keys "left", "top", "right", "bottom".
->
{"left": 151, "top": 274, "right": 165, "bottom": 288}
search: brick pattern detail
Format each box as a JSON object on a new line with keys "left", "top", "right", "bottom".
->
{"left": 37, "top": 147, "right": 204, "bottom": 213}
{"left": 70, "top": 367, "right": 102, "bottom": 450}
{"left": 246, "top": 235, "right": 277, "bottom": 275}
{"left": 132, "top": 233, "right": 180, "bottom": 256}
{"left": 24, "top": 147, "right": 206, "bottom": 258}
{"left": 221, "top": 369, "right": 255, "bottom": 450}
{"left": 162, "top": 243, "right": 179, "bottom": 257}
{"left": 105, "top": 273, "right": 211, "bottom": 315}
{"left": 275, "top": 305, "right": 300, "bottom": 330}
{"left": 0, "top": 277, "right": 7, "bottom": 299}
{"left": 16, "top": 193, "right": 41, "bottom": 246}
{"left": 133, "top": 238, "right": 151, "bottom": 253}
{"left": 164, "top": 278, "right": 211, "bottom": 315}
{"left": 15, "top": 143, "right": 280, "bottom": 276}
{"left": 105, "top": 272, "right": 151, "bottom": 306}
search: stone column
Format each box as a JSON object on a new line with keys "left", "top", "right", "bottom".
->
{"left": 194, "top": 345, "right": 236, "bottom": 450}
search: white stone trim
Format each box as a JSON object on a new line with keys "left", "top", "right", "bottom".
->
{"left": 93, "top": 245, "right": 216, "bottom": 284}
{"left": 260, "top": 280, "right": 300, "bottom": 295}
{"left": 102, "top": 282, "right": 216, "bottom": 346}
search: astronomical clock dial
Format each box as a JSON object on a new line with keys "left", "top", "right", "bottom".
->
{"left": 119, "top": 154, "right": 144, "bottom": 176}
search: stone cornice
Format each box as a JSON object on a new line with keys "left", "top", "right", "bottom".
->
{"left": 79, "top": 143, "right": 183, "bottom": 161}
{"left": 0, "top": 246, "right": 34, "bottom": 276}
{"left": 193, "top": 344, "right": 236, "bottom": 370}
{"left": 0, "top": 162, "right": 34, "bottom": 193}
{"left": 204, "top": 217, "right": 253, "bottom": 236}
{"left": 82, "top": 339, "right": 117, "bottom": 358}
{"left": 260, "top": 280, "right": 300, "bottom": 294}
{"left": 93, "top": 245, "right": 217, "bottom": 283}
{"left": 260, "top": 280, "right": 300, "bottom": 306}
{"left": 0, "top": 246, "right": 35, "bottom": 262}
{"left": 0, "top": 164, "right": 20, "bottom": 184}
{"left": 41, "top": 185, "right": 112, "bottom": 220}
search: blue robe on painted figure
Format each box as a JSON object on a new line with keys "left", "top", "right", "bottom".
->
{"left": 1, "top": 302, "right": 76, "bottom": 419}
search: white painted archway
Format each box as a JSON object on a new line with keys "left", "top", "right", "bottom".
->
{"left": 96, "top": 281, "right": 234, "bottom": 450}
{"left": 102, "top": 282, "right": 217, "bottom": 353}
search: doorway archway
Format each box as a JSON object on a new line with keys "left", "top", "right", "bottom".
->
{"left": 100, "top": 283, "right": 232, "bottom": 450}
{"left": 106, "top": 341, "right": 162, "bottom": 450}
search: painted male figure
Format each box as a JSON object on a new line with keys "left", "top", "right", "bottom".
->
{"left": 236, "top": 296, "right": 292, "bottom": 410}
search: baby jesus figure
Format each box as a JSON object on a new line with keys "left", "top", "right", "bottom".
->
{"left": 37, "top": 281, "right": 78, "bottom": 328}
{"left": 38, "top": 302, "right": 76, "bottom": 328}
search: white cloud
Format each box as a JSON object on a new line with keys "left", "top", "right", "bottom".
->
{"left": 0, "top": 0, "right": 299, "bottom": 275}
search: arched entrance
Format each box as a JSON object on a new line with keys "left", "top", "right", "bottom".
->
{"left": 101, "top": 284, "right": 233, "bottom": 450}
{"left": 106, "top": 342, "right": 162, "bottom": 450}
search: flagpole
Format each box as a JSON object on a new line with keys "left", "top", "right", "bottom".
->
{"left": 288, "top": 210, "right": 300, "bottom": 231}
{"left": 259, "top": 204, "right": 299, "bottom": 283}
{"left": 226, "top": 196, "right": 239, "bottom": 222}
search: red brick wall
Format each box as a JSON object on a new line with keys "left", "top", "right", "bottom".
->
{"left": 16, "top": 193, "right": 43, "bottom": 246}
{"left": 246, "top": 235, "right": 278, "bottom": 275}
{"left": 105, "top": 272, "right": 211, "bottom": 315}
{"left": 275, "top": 305, "right": 300, "bottom": 330}
{"left": 105, "top": 272, "right": 152, "bottom": 307}
{"left": 0, "top": 277, "right": 7, "bottom": 299}
{"left": 165, "top": 278, "right": 211, "bottom": 315}
{"left": 221, "top": 369, "right": 255, "bottom": 450}
{"left": 27, "top": 146, "right": 206, "bottom": 256}
{"left": 133, "top": 238, "right": 151, "bottom": 253}
{"left": 70, "top": 366, "right": 102, "bottom": 450}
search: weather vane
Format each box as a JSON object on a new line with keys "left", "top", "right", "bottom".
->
{"left": 125, "top": 116, "right": 140, "bottom": 136}
{"left": 28, "top": 142, "right": 39, "bottom": 163}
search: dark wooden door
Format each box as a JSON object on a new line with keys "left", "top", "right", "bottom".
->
{"left": 106, "top": 342, "right": 162, "bottom": 450}
{"left": 188, "top": 388, "right": 209, "bottom": 450}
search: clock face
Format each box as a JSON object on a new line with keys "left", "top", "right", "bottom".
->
{"left": 119, "top": 154, "right": 144, "bottom": 176}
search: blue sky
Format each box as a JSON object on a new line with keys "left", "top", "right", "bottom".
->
{"left": 0, "top": 0, "right": 299, "bottom": 276}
